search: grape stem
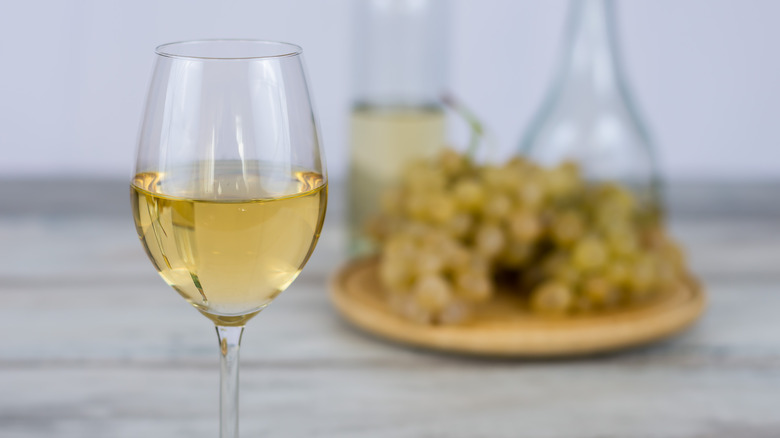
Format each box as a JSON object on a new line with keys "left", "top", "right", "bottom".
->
{"left": 442, "top": 94, "right": 485, "bottom": 159}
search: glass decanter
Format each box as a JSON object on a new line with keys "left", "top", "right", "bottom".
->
{"left": 520, "top": 0, "right": 662, "bottom": 218}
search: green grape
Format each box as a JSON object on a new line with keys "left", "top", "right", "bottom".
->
{"left": 446, "top": 212, "right": 474, "bottom": 238}
{"left": 530, "top": 281, "right": 574, "bottom": 315}
{"left": 380, "top": 258, "right": 412, "bottom": 292}
{"left": 380, "top": 187, "right": 404, "bottom": 215}
{"left": 384, "top": 234, "right": 417, "bottom": 262}
{"left": 598, "top": 183, "right": 636, "bottom": 215}
{"left": 573, "top": 294, "right": 595, "bottom": 313}
{"left": 446, "top": 243, "right": 472, "bottom": 271}
{"left": 663, "top": 239, "right": 687, "bottom": 271}
{"left": 655, "top": 258, "right": 679, "bottom": 289}
{"left": 481, "top": 165, "right": 504, "bottom": 190}
{"left": 405, "top": 193, "right": 431, "bottom": 222}
{"left": 438, "top": 300, "right": 470, "bottom": 325}
{"left": 401, "top": 161, "right": 428, "bottom": 187}
{"left": 506, "top": 155, "right": 532, "bottom": 170}
{"left": 605, "top": 223, "right": 639, "bottom": 258}
{"left": 544, "top": 161, "right": 580, "bottom": 198}
{"left": 516, "top": 178, "right": 545, "bottom": 209}
{"left": 389, "top": 293, "right": 432, "bottom": 325}
{"left": 438, "top": 147, "right": 466, "bottom": 176}
{"left": 519, "top": 184, "right": 544, "bottom": 207}
{"left": 581, "top": 275, "right": 616, "bottom": 307}
{"left": 594, "top": 209, "right": 632, "bottom": 236}
{"left": 403, "top": 163, "right": 447, "bottom": 193}
{"left": 413, "top": 274, "right": 453, "bottom": 312}
{"left": 475, "top": 224, "right": 505, "bottom": 258}
{"left": 455, "top": 270, "right": 493, "bottom": 302}
{"left": 372, "top": 149, "right": 692, "bottom": 322}
{"left": 399, "top": 221, "right": 431, "bottom": 240}
{"left": 427, "top": 171, "right": 448, "bottom": 193}
{"left": 467, "top": 254, "right": 491, "bottom": 275}
{"left": 496, "top": 165, "right": 523, "bottom": 191}
{"left": 364, "top": 215, "right": 393, "bottom": 242}
{"left": 507, "top": 209, "right": 542, "bottom": 243}
{"left": 427, "top": 234, "right": 465, "bottom": 267}
{"left": 453, "top": 179, "right": 486, "bottom": 212}
{"left": 640, "top": 225, "right": 668, "bottom": 250}
{"left": 550, "top": 264, "right": 579, "bottom": 286}
{"left": 482, "top": 193, "right": 512, "bottom": 221}
{"left": 427, "top": 194, "right": 457, "bottom": 225}
{"left": 550, "top": 210, "right": 585, "bottom": 246}
{"left": 419, "top": 228, "right": 451, "bottom": 252}
{"left": 415, "top": 250, "right": 445, "bottom": 275}
{"left": 500, "top": 242, "right": 534, "bottom": 268}
{"left": 627, "top": 255, "right": 657, "bottom": 296}
{"left": 540, "top": 251, "right": 568, "bottom": 275}
{"left": 572, "top": 236, "right": 609, "bottom": 271}
{"left": 605, "top": 259, "right": 631, "bottom": 288}
{"left": 559, "top": 160, "right": 580, "bottom": 178}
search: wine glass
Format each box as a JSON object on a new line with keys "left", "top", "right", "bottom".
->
{"left": 130, "top": 40, "right": 327, "bottom": 437}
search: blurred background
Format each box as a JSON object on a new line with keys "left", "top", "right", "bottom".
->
{"left": 1, "top": 0, "right": 778, "bottom": 181}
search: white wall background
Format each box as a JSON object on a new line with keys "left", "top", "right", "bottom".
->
{"left": 0, "top": 0, "right": 777, "bottom": 180}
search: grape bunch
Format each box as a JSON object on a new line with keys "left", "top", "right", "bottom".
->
{"left": 368, "top": 148, "right": 691, "bottom": 325}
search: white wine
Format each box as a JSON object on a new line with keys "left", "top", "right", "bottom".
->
{"left": 131, "top": 162, "right": 327, "bottom": 326}
{"left": 349, "top": 106, "right": 445, "bottom": 255}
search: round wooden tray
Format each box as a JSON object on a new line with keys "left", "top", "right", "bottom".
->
{"left": 330, "top": 258, "right": 706, "bottom": 357}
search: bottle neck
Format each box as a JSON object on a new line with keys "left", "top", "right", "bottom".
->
{"left": 558, "top": 0, "right": 624, "bottom": 94}
{"left": 353, "top": 0, "right": 449, "bottom": 108}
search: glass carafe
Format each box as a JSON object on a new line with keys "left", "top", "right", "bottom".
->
{"left": 520, "top": 0, "right": 661, "bottom": 218}
{"left": 348, "top": 0, "right": 449, "bottom": 256}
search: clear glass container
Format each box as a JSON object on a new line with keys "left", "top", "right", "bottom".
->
{"left": 348, "top": 0, "right": 450, "bottom": 256}
{"left": 520, "top": 0, "right": 661, "bottom": 218}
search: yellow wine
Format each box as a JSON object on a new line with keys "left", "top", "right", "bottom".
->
{"left": 131, "top": 162, "right": 327, "bottom": 326}
{"left": 349, "top": 106, "right": 446, "bottom": 255}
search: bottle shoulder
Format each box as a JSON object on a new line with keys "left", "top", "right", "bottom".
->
{"left": 523, "top": 86, "right": 653, "bottom": 154}
{"left": 521, "top": 95, "right": 659, "bottom": 184}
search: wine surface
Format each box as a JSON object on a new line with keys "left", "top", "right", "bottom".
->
{"left": 131, "top": 162, "right": 327, "bottom": 326}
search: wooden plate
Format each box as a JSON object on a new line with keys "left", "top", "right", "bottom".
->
{"left": 330, "top": 258, "right": 706, "bottom": 357}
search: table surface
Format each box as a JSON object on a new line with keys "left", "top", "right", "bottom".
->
{"left": 1, "top": 179, "right": 779, "bottom": 438}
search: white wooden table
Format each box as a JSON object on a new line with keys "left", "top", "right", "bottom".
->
{"left": 1, "top": 180, "right": 778, "bottom": 438}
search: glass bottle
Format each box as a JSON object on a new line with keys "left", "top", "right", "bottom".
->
{"left": 520, "top": 0, "right": 661, "bottom": 218}
{"left": 348, "top": 0, "right": 449, "bottom": 256}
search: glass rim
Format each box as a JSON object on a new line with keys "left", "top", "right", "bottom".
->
{"left": 155, "top": 39, "right": 303, "bottom": 60}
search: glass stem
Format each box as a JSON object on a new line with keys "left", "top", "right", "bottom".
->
{"left": 216, "top": 325, "right": 244, "bottom": 438}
